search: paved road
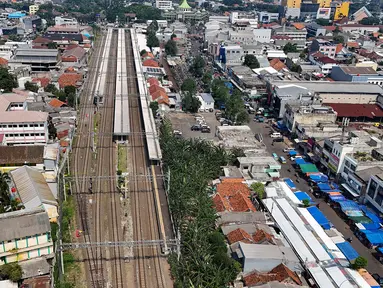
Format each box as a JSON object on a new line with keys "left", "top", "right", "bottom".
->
{"left": 248, "top": 119, "right": 383, "bottom": 275}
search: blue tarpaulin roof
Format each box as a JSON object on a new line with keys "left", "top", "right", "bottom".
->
{"left": 284, "top": 178, "right": 296, "bottom": 189}
{"left": 332, "top": 183, "right": 339, "bottom": 189}
{"left": 339, "top": 200, "right": 364, "bottom": 217}
{"left": 307, "top": 206, "right": 331, "bottom": 230}
{"left": 309, "top": 174, "right": 328, "bottom": 183}
{"left": 317, "top": 183, "right": 332, "bottom": 191}
{"left": 295, "top": 158, "right": 306, "bottom": 165}
{"left": 336, "top": 242, "right": 359, "bottom": 261}
{"left": 361, "top": 230, "right": 383, "bottom": 245}
{"left": 289, "top": 150, "right": 297, "bottom": 156}
{"left": 329, "top": 194, "right": 347, "bottom": 202}
{"left": 294, "top": 191, "right": 312, "bottom": 202}
{"left": 360, "top": 205, "right": 382, "bottom": 224}
{"left": 378, "top": 247, "right": 383, "bottom": 254}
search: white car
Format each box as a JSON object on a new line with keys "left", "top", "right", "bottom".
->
{"left": 283, "top": 148, "right": 295, "bottom": 153}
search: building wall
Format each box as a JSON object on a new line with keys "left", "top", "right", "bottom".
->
{"left": 281, "top": 0, "right": 301, "bottom": 8}
{"left": 0, "top": 121, "right": 48, "bottom": 145}
{"left": 366, "top": 175, "right": 383, "bottom": 213}
{"left": 156, "top": 0, "right": 173, "bottom": 10}
{"left": 334, "top": 2, "right": 350, "bottom": 20}
{"left": 330, "top": 66, "right": 352, "bottom": 81}
{"left": 316, "top": 0, "right": 331, "bottom": 8}
{"left": 253, "top": 29, "right": 271, "bottom": 43}
{"left": 29, "top": 5, "right": 39, "bottom": 15}
{"left": 320, "top": 93, "right": 377, "bottom": 104}
{"left": 0, "top": 233, "right": 53, "bottom": 264}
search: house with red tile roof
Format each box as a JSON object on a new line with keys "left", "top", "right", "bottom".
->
{"left": 147, "top": 77, "right": 160, "bottom": 87}
{"left": 49, "top": 98, "right": 67, "bottom": 108}
{"left": 58, "top": 73, "right": 83, "bottom": 88}
{"left": 143, "top": 59, "right": 160, "bottom": 67}
{"left": 243, "top": 264, "right": 302, "bottom": 287}
{"left": 32, "top": 36, "right": 52, "bottom": 49}
{"left": 149, "top": 84, "right": 166, "bottom": 95}
{"left": 227, "top": 228, "right": 253, "bottom": 244}
{"left": 141, "top": 52, "right": 154, "bottom": 59}
{"left": 151, "top": 90, "right": 170, "bottom": 105}
{"left": 62, "top": 46, "right": 87, "bottom": 64}
{"left": 32, "top": 77, "right": 50, "bottom": 88}
{"left": 269, "top": 58, "right": 287, "bottom": 72}
{"left": 213, "top": 178, "right": 256, "bottom": 213}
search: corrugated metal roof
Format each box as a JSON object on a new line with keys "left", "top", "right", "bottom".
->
{"left": 11, "top": 166, "right": 56, "bottom": 210}
{"left": 0, "top": 111, "right": 48, "bottom": 123}
{"left": 0, "top": 207, "right": 50, "bottom": 242}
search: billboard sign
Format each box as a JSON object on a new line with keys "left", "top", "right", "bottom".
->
{"left": 317, "top": 8, "right": 331, "bottom": 19}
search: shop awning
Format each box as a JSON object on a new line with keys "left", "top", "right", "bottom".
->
{"left": 348, "top": 216, "right": 372, "bottom": 224}
{"left": 318, "top": 183, "right": 332, "bottom": 191}
{"left": 307, "top": 206, "right": 331, "bottom": 230}
{"left": 289, "top": 150, "right": 297, "bottom": 156}
{"left": 361, "top": 230, "right": 383, "bottom": 245}
{"left": 300, "top": 164, "right": 319, "bottom": 174}
{"left": 284, "top": 178, "right": 296, "bottom": 189}
{"left": 336, "top": 242, "right": 359, "bottom": 261}
{"left": 339, "top": 200, "right": 364, "bottom": 217}
{"left": 295, "top": 158, "right": 306, "bottom": 165}
{"left": 329, "top": 194, "right": 347, "bottom": 202}
{"left": 309, "top": 174, "right": 328, "bottom": 183}
{"left": 341, "top": 183, "right": 359, "bottom": 198}
{"left": 360, "top": 205, "right": 382, "bottom": 224}
{"left": 294, "top": 191, "right": 312, "bottom": 202}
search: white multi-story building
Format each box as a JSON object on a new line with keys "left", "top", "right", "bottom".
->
{"left": 0, "top": 94, "right": 48, "bottom": 145}
{"left": 54, "top": 16, "right": 78, "bottom": 27}
{"left": 366, "top": 174, "right": 383, "bottom": 213}
{"left": 0, "top": 207, "right": 53, "bottom": 264}
{"left": 155, "top": 0, "right": 173, "bottom": 10}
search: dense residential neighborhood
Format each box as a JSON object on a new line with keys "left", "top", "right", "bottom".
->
{"left": 3, "top": 0, "right": 383, "bottom": 286}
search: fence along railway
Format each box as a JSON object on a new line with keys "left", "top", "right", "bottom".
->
{"left": 69, "top": 27, "right": 174, "bottom": 288}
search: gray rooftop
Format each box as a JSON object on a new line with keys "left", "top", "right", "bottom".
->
{"left": 355, "top": 166, "right": 383, "bottom": 183}
{"left": 199, "top": 93, "right": 214, "bottom": 103}
{"left": 14, "top": 48, "right": 59, "bottom": 57}
{"left": 217, "top": 211, "right": 266, "bottom": 225}
{"left": 11, "top": 166, "right": 57, "bottom": 210}
{"left": 271, "top": 81, "right": 383, "bottom": 95}
{"left": 239, "top": 242, "right": 299, "bottom": 262}
{"left": 0, "top": 207, "right": 50, "bottom": 242}
{"left": 19, "top": 258, "right": 51, "bottom": 279}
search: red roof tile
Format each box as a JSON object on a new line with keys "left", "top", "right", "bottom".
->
{"left": 49, "top": 98, "right": 66, "bottom": 108}
{"left": 213, "top": 178, "right": 256, "bottom": 212}
{"left": 227, "top": 228, "right": 253, "bottom": 244}
{"left": 32, "top": 36, "right": 52, "bottom": 44}
{"left": 270, "top": 58, "right": 287, "bottom": 71}
{"left": 143, "top": 59, "right": 159, "bottom": 67}
{"left": 335, "top": 43, "right": 343, "bottom": 53}
{"left": 58, "top": 73, "right": 82, "bottom": 88}
{"left": 0, "top": 57, "right": 8, "bottom": 66}
{"left": 327, "top": 103, "right": 383, "bottom": 118}
{"left": 244, "top": 264, "right": 302, "bottom": 287}
{"left": 151, "top": 90, "right": 169, "bottom": 105}
{"left": 252, "top": 229, "right": 274, "bottom": 244}
{"left": 32, "top": 77, "right": 50, "bottom": 88}
{"left": 292, "top": 23, "right": 305, "bottom": 30}
{"left": 147, "top": 77, "right": 160, "bottom": 86}
{"left": 149, "top": 84, "right": 165, "bottom": 95}
{"left": 347, "top": 42, "right": 360, "bottom": 48}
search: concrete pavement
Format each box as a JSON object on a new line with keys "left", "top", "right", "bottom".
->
{"left": 248, "top": 120, "right": 383, "bottom": 274}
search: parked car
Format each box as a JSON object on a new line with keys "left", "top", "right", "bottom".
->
{"left": 272, "top": 153, "right": 278, "bottom": 160}
{"left": 201, "top": 126, "right": 211, "bottom": 133}
{"left": 270, "top": 132, "right": 282, "bottom": 138}
{"left": 372, "top": 274, "right": 383, "bottom": 287}
{"left": 273, "top": 138, "right": 284, "bottom": 143}
{"left": 173, "top": 130, "right": 183, "bottom": 139}
{"left": 283, "top": 147, "right": 295, "bottom": 153}
{"left": 191, "top": 124, "right": 201, "bottom": 131}
{"left": 279, "top": 156, "right": 286, "bottom": 164}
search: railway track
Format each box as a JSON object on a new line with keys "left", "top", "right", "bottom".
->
{"left": 72, "top": 30, "right": 108, "bottom": 288}
{"left": 125, "top": 30, "right": 169, "bottom": 288}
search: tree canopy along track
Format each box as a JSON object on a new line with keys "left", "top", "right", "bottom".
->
{"left": 125, "top": 29, "right": 173, "bottom": 288}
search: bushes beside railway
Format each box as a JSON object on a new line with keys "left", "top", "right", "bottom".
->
{"left": 160, "top": 120, "right": 241, "bottom": 288}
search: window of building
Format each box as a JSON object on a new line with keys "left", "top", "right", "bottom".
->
{"left": 375, "top": 186, "right": 383, "bottom": 206}
{"left": 368, "top": 179, "right": 378, "bottom": 198}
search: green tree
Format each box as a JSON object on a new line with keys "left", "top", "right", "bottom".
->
{"left": 353, "top": 256, "right": 368, "bottom": 269}
{"left": 251, "top": 182, "right": 265, "bottom": 199}
{"left": 225, "top": 90, "right": 249, "bottom": 124}
{"left": 302, "top": 199, "right": 310, "bottom": 207}
{"left": 283, "top": 42, "right": 298, "bottom": 53}
{"left": 165, "top": 39, "right": 177, "bottom": 56}
{"left": 24, "top": 81, "right": 39, "bottom": 92}
{"left": 189, "top": 55, "right": 205, "bottom": 77}
{"left": 146, "top": 32, "right": 159, "bottom": 50}
{"left": 0, "top": 263, "right": 22, "bottom": 282}
{"left": 0, "top": 67, "right": 18, "bottom": 92}
{"left": 47, "top": 42, "right": 57, "bottom": 49}
{"left": 360, "top": 17, "right": 380, "bottom": 25}
{"left": 148, "top": 20, "right": 159, "bottom": 34}
{"left": 149, "top": 101, "right": 159, "bottom": 116}
{"left": 140, "top": 49, "right": 147, "bottom": 56}
{"left": 171, "top": 33, "right": 176, "bottom": 40}
{"left": 243, "top": 54, "right": 260, "bottom": 69}
{"left": 0, "top": 171, "right": 10, "bottom": 207}
{"left": 333, "top": 35, "right": 345, "bottom": 44}
{"left": 202, "top": 72, "right": 212, "bottom": 91}
{"left": 44, "top": 83, "right": 58, "bottom": 94}
{"left": 181, "top": 79, "right": 197, "bottom": 94}
{"left": 181, "top": 92, "right": 201, "bottom": 113}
